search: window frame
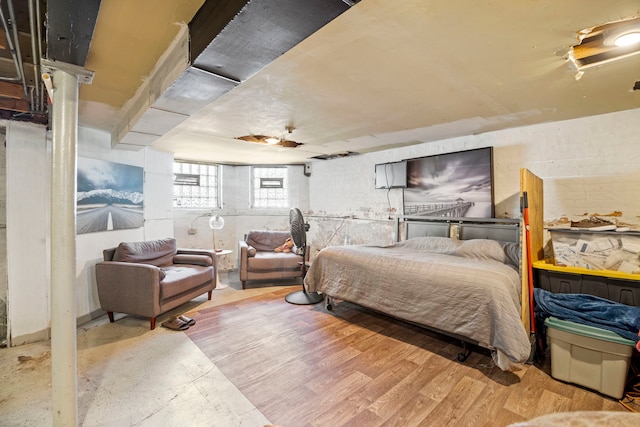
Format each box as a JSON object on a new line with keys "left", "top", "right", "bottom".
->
{"left": 172, "top": 160, "right": 222, "bottom": 209}
{"left": 251, "top": 166, "right": 288, "bottom": 209}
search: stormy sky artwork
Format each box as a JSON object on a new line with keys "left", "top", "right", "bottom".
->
{"left": 404, "top": 148, "right": 493, "bottom": 218}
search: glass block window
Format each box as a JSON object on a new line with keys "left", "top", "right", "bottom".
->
{"left": 173, "top": 161, "right": 220, "bottom": 208}
{"left": 252, "top": 166, "right": 288, "bottom": 208}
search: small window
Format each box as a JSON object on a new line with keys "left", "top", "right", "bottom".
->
{"left": 173, "top": 161, "right": 221, "bottom": 208}
{"left": 174, "top": 173, "right": 200, "bottom": 186}
{"left": 252, "top": 166, "right": 288, "bottom": 208}
{"left": 260, "top": 177, "right": 283, "bottom": 188}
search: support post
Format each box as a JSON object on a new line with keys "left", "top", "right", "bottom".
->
{"left": 41, "top": 59, "right": 93, "bottom": 427}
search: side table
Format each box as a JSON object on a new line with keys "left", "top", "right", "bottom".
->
{"left": 214, "top": 249, "right": 233, "bottom": 289}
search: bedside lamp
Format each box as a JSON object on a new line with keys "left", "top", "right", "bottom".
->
{"left": 208, "top": 214, "right": 225, "bottom": 252}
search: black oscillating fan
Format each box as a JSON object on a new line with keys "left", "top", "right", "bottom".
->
{"left": 285, "top": 207, "right": 324, "bottom": 305}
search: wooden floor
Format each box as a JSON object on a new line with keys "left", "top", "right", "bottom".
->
{"left": 185, "top": 287, "right": 627, "bottom": 427}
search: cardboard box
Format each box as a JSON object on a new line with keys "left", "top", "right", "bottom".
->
{"left": 545, "top": 316, "right": 636, "bottom": 399}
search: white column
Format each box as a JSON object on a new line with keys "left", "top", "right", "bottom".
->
{"left": 42, "top": 59, "right": 93, "bottom": 427}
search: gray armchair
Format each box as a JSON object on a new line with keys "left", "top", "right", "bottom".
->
{"left": 238, "top": 230, "right": 307, "bottom": 289}
{"left": 96, "top": 238, "right": 216, "bottom": 329}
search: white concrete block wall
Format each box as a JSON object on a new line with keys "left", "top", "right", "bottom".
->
{"left": 5, "top": 123, "right": 174, "bottom": 345}
{"left": 74, "top": 128, "right": 174, "bottom": 325}
{"left": 4, "top": 106, "right": 638, "bottom": 345}
{"left": 6, "top": 122, "right": 50, "bottom": 345}
{"left": 142, "top": 148, "right": 174, "bottom": 239}
{"left": 174, "top": 164, "right": 310, "bottom": 270}
{"left": 307, "top": 108, "right": 640, "bottom": 255}
{"left": 0, "top": 129, "right": 6, "bottom": 343}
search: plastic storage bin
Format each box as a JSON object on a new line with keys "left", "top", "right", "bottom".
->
{"left": 533, "top": 261, "right": 640, "bottom": 306}
{"left": 547, "top": 229, "right": 640, "bottom": 274}
{"left": 544, "top": 316, "right": 636, "bottom": 399}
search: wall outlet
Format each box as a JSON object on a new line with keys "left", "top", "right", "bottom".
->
{"left": 304, "top": 163, "right": 311, "bottom": 176}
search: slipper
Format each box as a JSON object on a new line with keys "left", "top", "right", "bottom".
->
{"left": 161, "top": 316, "right": 189, "bottom": 331}
{"left": 178, "top": 315, "right": 196, "bottom": 327}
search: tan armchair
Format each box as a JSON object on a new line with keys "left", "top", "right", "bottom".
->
{"left": 96, "top": 238, "right": 216, "bottom": 329}
{"left": 238, "top": 230, "right": 307, "bottom": 289}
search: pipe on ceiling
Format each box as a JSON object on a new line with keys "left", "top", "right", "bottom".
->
{"left": 4, "top": 0, "right": 27, "bottom": 96}
{"left": 36, "top": 0, "right": 45, "bottom": 111}
{"left": 28, "top": 0, "right": 42, "bottom": 111}
{"left": 191, "top": 65, "right": 241, "bottom": 85}
{"left": 0, "top": 0, "right": 24, "bottom": 86}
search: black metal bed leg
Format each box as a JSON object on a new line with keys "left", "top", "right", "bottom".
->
{"left": 457, "top": 341, "right": 471, "bottom": 362}
{"left": 325, "top": 296, "right": 334, "bottom": 311}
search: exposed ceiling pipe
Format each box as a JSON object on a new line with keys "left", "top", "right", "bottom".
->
{"left": 191, "top": 65, "right": 241, "bottom": 84}
{"left": 5, "top": 0, "right": 28, "bottom": 96}
{"left": 35, "top": 0, "right": 45, "bottom": 111}
{"left": 0, "top": 0, "right": 24, "bottom": 85}
{"left": 28, "top": 0, "right": 42, "bottom": 111}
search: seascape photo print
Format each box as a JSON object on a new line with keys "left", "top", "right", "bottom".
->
{"left": 404, "top": 147, "right": 494, "bottom": 218}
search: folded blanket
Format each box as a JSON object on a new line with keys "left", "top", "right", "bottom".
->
{"left": 534, "top": 288, "right": 640, "bottom": 344}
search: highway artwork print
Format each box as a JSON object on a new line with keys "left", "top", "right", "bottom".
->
{"left": 403, "top": 147, "right": 494, "bottom": 218}
{"left": 76, "top": 157, "right": 144, "bottom": 234}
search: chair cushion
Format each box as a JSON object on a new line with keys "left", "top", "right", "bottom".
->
{"left": 113, "top": 238, "right": 177, "bottom": 267}
{"left": 173, "top": 254, "right": 213, "bottom": 267}
{"left": 160, "top": 265, "right": 214, "bottom": 299}
{"left": 247, "top": 251, "right": 302, "bottom": 272}
{"left": 246, "top": 230, "right": 292, "bottom": 252}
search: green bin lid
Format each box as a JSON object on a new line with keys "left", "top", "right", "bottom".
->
{"left": 544, "top": 316, "right": 637, "bottom": 346}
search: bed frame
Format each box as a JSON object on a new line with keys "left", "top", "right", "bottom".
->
{"left": 323, "top": 215, "right": 523, "bottom": 362}
{"left": 323, "top": 168, "right": 543, "bottom": 364}
{"left": 396, "top": 215, "right": 522, "bottom": 360}
{"left": 396, "top": 215, "right": 521, "bottom": 244}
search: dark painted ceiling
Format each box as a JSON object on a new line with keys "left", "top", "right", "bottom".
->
{"left": 0, "top": 0, "right": 353, "bottom": 130}
{"left": 46, "top": 0, "right": 100, "bottom": 66}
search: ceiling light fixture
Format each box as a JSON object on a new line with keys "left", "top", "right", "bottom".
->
{"left": 602, "top": 19, "right": 640, "bottom": 47}
{"left": 236, "top": 125, "right": 303, "bottom": 148}
{"left": 613, "top": 31, "right": 640, "bottom": 47}
{"left": 236, "top": 134, "right": 304, "bottom": 148}
{"left": 572, "top": 18, "right": 640, "bottom": 71}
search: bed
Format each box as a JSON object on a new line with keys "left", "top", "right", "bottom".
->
{"left": 304, "top": 216, "right": 533, "bottom": 370}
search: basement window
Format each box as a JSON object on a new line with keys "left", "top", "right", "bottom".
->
{"left": 260, "top": 178, "right": 283, "bottom": 188}
{"left": 252, "top": 166, "right": 288, "bottom": 208}
{"left": 174, "top": 173, "right": 200, "bottom": 186}
{"left": 173, "top": 161, "right": 221, "bottom": 208}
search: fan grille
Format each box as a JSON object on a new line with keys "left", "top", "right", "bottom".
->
{"left": 289, "top": 208, "right": 307, "bottom": 249}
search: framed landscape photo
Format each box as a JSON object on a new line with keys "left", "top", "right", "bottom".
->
{"left": 404, "top": 147, "right": 494, "bottom": 218}
{"left": 76, "top": 157, "right": 144, "bottom": 234}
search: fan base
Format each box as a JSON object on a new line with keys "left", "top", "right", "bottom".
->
{"left": 285, "top": 290, "right": 324, "bottom": 305}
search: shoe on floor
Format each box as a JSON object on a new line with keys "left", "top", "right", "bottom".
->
{"left": 162, "top": 317, "right": 190, "bottom": 331}
{"left": 178, "top": 315, "right": 196, "bottom": 326}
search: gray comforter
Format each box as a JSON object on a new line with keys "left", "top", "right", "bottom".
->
{"left": 304, "top": 237, "right": 531, "bottom": 367}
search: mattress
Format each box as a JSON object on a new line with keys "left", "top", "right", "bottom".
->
{"left": 304, "top": 236, "right": 531, "bottom": 368}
